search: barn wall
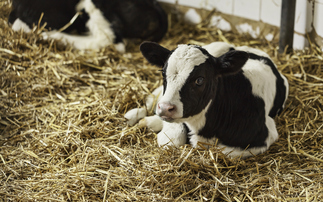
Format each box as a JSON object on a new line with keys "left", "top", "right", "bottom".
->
{"left": 158, "top": 0, "right": 323, "bottom": 50}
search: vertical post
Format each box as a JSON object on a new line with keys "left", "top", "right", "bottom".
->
{"left": 279, "top": 0, "right": 296, "bottom": 54}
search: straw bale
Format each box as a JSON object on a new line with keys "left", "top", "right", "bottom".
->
{"left": 1, "top": 0, "right": 323, "bottom": 201}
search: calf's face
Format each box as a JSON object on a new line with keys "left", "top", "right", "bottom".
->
{"left": 140, "top": 42, "right": 249, "bottom": 122}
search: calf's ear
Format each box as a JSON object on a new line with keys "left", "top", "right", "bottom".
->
{"left": 216, "top": 50, "right": 249, "bottom": 75}
{"left": 140, "top": 41, "right": 171, "bottom": 67}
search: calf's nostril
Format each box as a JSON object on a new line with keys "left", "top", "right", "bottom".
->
{"left": 158, "top": 103, "right": 176, "bottom": 115}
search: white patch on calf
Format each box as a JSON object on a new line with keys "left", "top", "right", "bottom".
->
{"left": 218, "top": 144, "right": 268, "bottom": 158}
{"left": 157, "top": 122, "right": 187, "bottom": 147}
{"left": 79, "top": 0, "right": 118, "bottom": 49}
{"left": 159, "top": 45, "right": 208, "bottom": 119}
{"left": 242, "top": 59, "right": 277, "bottom": 115}
{"left": 282, "top": 75, "right": 289, "bottom": 108}
{"left": 189, "top": 135, "right": 269, "bottom": 158}
{"left": 182, "top": 100, "right": 212, "bottom": 138}
{"left": 124, "top": 108, "right": 147, "bottom": 126}
{"left": 237, "top": 45, "right": 288, "bottom": 145}
{"left": 11, "top": 18, "right": 31, "bottom": 33}
{"left": 124, "top": 86, "right": 163, "bottom": 129}
{"left": 236, "top": 46, "right": 270, "bottom": 58}
{"left": 41, "top": 0, "right": 120, "bottom": 51}
{"left": 264, "top": 116, "right": 279, "bottom": 147}
{"left": 139, "top": 115, "right": 163, "bottom": 132}
{"left": 239, "top": 57, "right": 283, "bottom": 156}
{"left": 190, "top": 135, "right": 217, "bottom": 148}
{"left": 186, "top": 100, "right": 212, "bottom": 147}
{"left": 202, "top": 42, "right": 234, "bottom": 57}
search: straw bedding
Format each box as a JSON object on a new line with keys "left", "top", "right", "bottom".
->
{"left": 1, "top": 1, "right": 323, "bottom": 201}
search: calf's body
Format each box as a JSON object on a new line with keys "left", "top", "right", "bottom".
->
{"left": 9, "top": 0, "right": 167, "bottom": 52}
{"left": 125, "top": 42, "right": 288, "bottom": 158}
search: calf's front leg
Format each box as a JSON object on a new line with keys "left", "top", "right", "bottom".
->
{"left": 157, "top": 122, "right": 188, "bottom": 147}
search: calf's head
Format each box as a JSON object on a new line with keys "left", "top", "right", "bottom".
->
{"left": 140, "top": 42, "right": 249, "bottom": 122}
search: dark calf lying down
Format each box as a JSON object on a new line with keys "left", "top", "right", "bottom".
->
{"left": 9, "top": 0, "right": 168, "bottom": 52}
{"left": 125, "top": 42, "right": 289, "bottom": 158}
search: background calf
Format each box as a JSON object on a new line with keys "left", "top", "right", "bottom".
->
{"left": 9, "top": 0, "right": 168, "bottom": 52}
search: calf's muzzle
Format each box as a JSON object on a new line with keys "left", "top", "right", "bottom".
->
{"left": 157, "top": 102, "right": 176, "bottom": 121}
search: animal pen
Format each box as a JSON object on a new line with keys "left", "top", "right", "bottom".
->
{"left": 1, "top": 0, "right": 323, "bottom": 201}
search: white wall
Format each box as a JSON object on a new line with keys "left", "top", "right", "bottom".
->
{"left": 158, "top": 0, "right": 323, "bottom": 50}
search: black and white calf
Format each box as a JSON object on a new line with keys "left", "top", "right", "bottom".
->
{"left": 9, "top": 0, "right": 168, "bottom": 52}
{"left": 125, "top": 42, "right": 289, "bottom": 158}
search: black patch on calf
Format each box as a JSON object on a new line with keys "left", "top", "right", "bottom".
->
{"left": 93, "top": 0, "right": 168, "bottom": 41}
{"left": 195, "top": 45, "right": 211, "bottom": 55}
{"left": 197, "top": 72, "right": 268, "bottom": 148}
{"left": 183, "top": 123, "right": 191, "bottom": 144}
{"left": 180, "top": 58, "right": 219, "bottom": 118}
{"left": 248, "top": 53, "right": 287, "bottom": 117}
{"left": 140, "top": 42, "right": 175, "bottom": 95}
{"left": 9, "top": 0, "right": 89, "bottom": 34}
{"left": 162, "top": 62, "right": 168, "bottom": 94}
{"left": 10, "top": 0, "right": 168, "bottom": 43}
{"left": 178, "top": 48, "right": 249, "bottom": 119}
{"left": 216, "top": 50, "right": 249, "bottom": 75}
{"left": 140, "top": 42, "right": 172, "bottom": 67}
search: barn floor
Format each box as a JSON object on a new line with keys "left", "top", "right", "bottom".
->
{"left": 1, "top": 1, "right": 323, "bottom": 201}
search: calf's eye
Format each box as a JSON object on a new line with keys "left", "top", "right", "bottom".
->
{"left": 195, "top": 77, "right": 204, "bottom": 86}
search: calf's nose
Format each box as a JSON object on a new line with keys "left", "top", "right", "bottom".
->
{"left": 157, "top": 102, "right": 176, "bottom": 118}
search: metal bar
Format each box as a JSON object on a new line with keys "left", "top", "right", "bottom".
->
{"left": 279, "top": 0, "right": 297, "bottom": 54}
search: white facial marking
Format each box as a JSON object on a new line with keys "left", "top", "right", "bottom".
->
{"left": 159, "top": 45, "right": 208, "bottom": 119}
